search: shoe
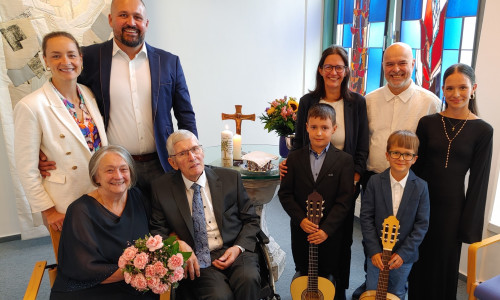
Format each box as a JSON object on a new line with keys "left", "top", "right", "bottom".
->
{"left": 351, "top": 282, "right": 366, "bottom": 300}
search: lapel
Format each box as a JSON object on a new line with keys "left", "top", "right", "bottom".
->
{"left": 172, "top": 172, "right": 195, "bottom": 240}
{"left": 343, "top": 99, "right": 353, "bottom": 153}
{"left": 380, "top": 169, "right": 394, "bottom": 215}
{"left": 316, "top": 145, "right": 338, "bottom": 184}
{"left": 299, "top": 147, "right": 315, "bottom": 184}
{"left": 146, "top": 43, "right": 160, "bottom": 121}
{"left": 44, "top": 82, "right": 89, "bottom": 151}
{"left": 100, "top": 40, "right": 113, "bottom": 124}
{"left": 396, "top": 170, "right": 416, "bottom": 219}
{"left": 205, "top": 167, "right": 224, "bottom": 231}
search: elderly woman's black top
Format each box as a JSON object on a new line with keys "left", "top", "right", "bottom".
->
{"left": 50, "top": 187, "right": 157, "bottom": 300}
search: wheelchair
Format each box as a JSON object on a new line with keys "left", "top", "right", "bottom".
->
{"left": 171, "top": 230, "right": 281, "bottom": 300}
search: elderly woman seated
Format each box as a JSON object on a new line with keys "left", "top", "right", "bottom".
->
{"left": 50, "top": 145, "right": 157, "bottom": 300}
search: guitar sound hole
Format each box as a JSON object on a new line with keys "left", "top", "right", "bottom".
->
{"left": 302, "top": 290, "right": 323, "bottom": 300}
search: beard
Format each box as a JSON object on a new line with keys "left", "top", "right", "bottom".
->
{"left": 118, "top": 26, "right": 145, "bottom": 47}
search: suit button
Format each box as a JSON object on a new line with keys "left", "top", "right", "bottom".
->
{"left": 60, "top": 134, "right": 65, "bottom": 138}
{"left": 66, "top": 152, "right": 71, "bottom": 155}
{"left": 72, "top": 166, "right": 77, "bottom": 170}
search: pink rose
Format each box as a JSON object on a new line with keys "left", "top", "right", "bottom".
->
{"left": 145, "top": 265, "right": 155, "bottom": 277}
{"left": 131, "top": 273, "right": 148, "bottom": 291}
{"left": 122, "top": 246, "right": 138, "bottom": 261}
{"left": 169, "top": 267, "right": 184, "bottom": 283}
{"left": 146, "top": 235, "right": 163, "bottom": 252}
{"left": 147, "top": 275, "right": 161, "bottom": 290}
{"left": 167, "top": 253, "right": 184, "bottom": 270}
{"left": 271, "top": 101, "right": 279, "bottom": 107}
{"left": 152, "top": 283, "right": 170, "bottom": 295}
{"left": 133, "top": 252, "right": 149, "bottom": 270}
{"left": 153, "top": 261, "right": 168, "bottom": 277}
{"left": 124, "top": 272, "right": 132, "bottom": 284}
{"left": 118, "top": 256, "right": 128, "bottom": 269}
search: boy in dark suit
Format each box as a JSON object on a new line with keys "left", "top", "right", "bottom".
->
{"left": 360, "top": 130, "right": 430, "bottom": 300}
{"left": 278, "top": 103, "right": 354, "bottom": 292}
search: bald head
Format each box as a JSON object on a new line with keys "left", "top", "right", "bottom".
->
{"left": 383, "top": 42, "right": 415, "bottom": 95}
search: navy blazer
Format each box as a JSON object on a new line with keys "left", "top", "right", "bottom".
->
{"left": 149, "top": 166, "right": 260, "bottom": 252}
{"left": 360, "top": 169, "right": 430, "bottom": 263}
{"left": 78, "top": 40, "right": 198, "bottom": 171}
{"left": 293, "top": 92, "right": 369, "bottom": 176}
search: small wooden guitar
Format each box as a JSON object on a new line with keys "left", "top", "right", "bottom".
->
{"left": 360, "top": 215, "right": 400, "bottom": 300}
{"left": 290, "top": 191, "right": 335, "bottom": 300}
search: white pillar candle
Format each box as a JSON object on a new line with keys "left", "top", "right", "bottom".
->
{"left": 233, "top": 134, "right": 242, "bottom": 160}
{"left": 221, "top": 129, "right": 233, "bottom": 167}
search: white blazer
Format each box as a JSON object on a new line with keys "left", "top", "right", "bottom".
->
{"left": 14, "top": 81, "right": 108, "bottom": 214}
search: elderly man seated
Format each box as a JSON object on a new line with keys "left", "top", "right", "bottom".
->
{"left": 150, "top": 129, "right": 261, "bottom": 300}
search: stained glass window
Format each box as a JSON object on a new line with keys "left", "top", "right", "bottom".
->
{"left": 330, "top": 0, "right": 482, "bottom": 98}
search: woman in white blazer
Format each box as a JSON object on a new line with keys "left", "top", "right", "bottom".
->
{"left": 14, "top": 31, "right": 108, "bottom": 232}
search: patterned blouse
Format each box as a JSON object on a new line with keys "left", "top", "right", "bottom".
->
{"left": 51, "top": 82, "right": 102, "bottom": 153}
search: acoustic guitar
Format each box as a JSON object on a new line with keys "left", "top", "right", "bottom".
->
{"left": 360, "top": 215, "right": 400, "bottom": 300}
{"left": 290, "top": 191, "right": 335, "bottom": 300}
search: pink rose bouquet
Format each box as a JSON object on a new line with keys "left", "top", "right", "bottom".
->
{"left": 119, "top": 235, "right": 191, "bottom": 295}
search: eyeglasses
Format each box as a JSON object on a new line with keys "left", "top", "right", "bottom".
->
{"left": 388, "top": 151, "right": 415, "bottom": 161}
{"left": 170, "top": 145, "right": 203, "bottom": 158}
{"left": 322, "top": 64, "right": 347, "bottom": 73}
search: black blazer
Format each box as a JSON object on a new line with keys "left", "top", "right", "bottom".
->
{"left": 149, "top": 166, "right": 260, "bottom": 252}
{"left": 293, "top": 92, "right": 369, "bottom": 176}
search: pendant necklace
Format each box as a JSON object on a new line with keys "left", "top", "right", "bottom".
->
{"left": 441, "top": 110, "right": 470, "bottom": 168}
{"left": 445, "top": 117, "right": 465, "bottom": 131}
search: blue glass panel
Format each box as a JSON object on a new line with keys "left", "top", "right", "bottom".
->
{"left": 401, "top": 20, "right": 421, "bottom": 49}
{"left": 402, "top": 0, "right": 422, "bottom": 20}
{"left": 412, "top": 49, "right": 416, "bottom": 81}
{"left": 443, "top": 18, "right": 462, "bottom": 50}
{"left": 366, "top": 48, "right": 383, "bottom": 93}
{"left": 369, "top": 0, "right": 388, "bottom": 22}
{"left": 368, "top": 22, "right": 385, "bottom": 47}
{"left": 343, "top": 24, "right": 353, "bottom": 48}
{"left": 441, "top": 50, "right": 459, "bottom": 91}
{"left": 447, "top": 0, "right": 478, "bottom": 17}
{"left": 337, "top": 0, "right": 345, "bottom": 24}
{"left": 343, "top": 0, "right": 354, "bottom": 24}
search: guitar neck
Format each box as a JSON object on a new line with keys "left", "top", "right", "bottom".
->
{"left": 307, "top": 243, "right": 318, "bottom": 292}
{"left": 375, "top": 249, "right": 392, "bottom": 300}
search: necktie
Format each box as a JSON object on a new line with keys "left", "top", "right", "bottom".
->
{"left": 191, "top": 183, "right": 211, "bottom": 268}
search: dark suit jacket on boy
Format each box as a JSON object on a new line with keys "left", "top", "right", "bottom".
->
{"left": 278, "top": 144, "right": 354, "bottom": 275}
{"left": 360, "top": 168, "right": 430, "bottom": 264}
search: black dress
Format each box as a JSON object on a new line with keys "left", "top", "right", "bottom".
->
{"left": 51, "top": 187, "right": 158, "bottom": 300}
{"left": 409, "top": 113, "right": 493, "bottom": 300}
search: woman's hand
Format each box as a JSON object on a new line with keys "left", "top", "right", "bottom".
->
{"left": 42, "top": 207, "right": 65, "bottom": 231}
{"left": 279, "top": 159, "right": 288, "bottom": 180}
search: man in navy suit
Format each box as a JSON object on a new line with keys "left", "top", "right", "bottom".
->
{"left": 360, "top": 130, "right": 429, "bottom": 300}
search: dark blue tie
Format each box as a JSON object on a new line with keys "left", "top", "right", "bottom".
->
{"left": 191, "top": 183, "right": 211, "bottom": 268}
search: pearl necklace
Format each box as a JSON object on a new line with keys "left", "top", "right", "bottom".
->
{"left": 441, "top": 111, "right": 470, "bottom": 168}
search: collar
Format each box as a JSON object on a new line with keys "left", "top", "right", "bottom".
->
{"left": 389, "top": 170, "right": 409, "bottom": 189}
{"left": 309, "top": 143, "right": 330, "bottom": 159}
{"left": 112, "top": 38, "right": 148, "bottom": 59}
{"left": 181, "top": 170, "right": 207, "bottom": 191}
{"left": 383, "top": 80, "right": 416, "bottom": 103}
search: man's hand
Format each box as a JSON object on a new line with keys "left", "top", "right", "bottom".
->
{"left": 176, "top": 240, "right": 201, "bottom": 280}
{"left": 42, "top": 207, "right": 65, "bottom": 231}
{"left": 371, "top": 253, "right": 384, "bottom": 271}
{"left": 212, "top": 246, "right": 241, "bottom": 270}
{"left": 279, "top": 159, "right": 288, "bottom": 180}
{"left": 307, "top": 229, "right": 328, "bottom": 245}
{"left": 300, "top": 218, "right": 318, "bottom": 233}
{"left": 39, "top": 150, "right": 56, "bottom": 178}
{"left": 388, "top": 253, "right": 403, "bottom": 270}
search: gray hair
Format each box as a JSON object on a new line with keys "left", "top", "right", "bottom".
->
{"left": 88, "top": 145, "right": 136, "bottom": 188}
{"left": 166, "top": 130, "right": 198, "bottom": 156}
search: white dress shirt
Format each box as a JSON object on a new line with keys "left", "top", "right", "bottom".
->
{"left": 107, "top": 39, "right": 155, "bottom": 155}
{"left": 320, "top": 99, "right": 345, "bottom": 150}
{"left": 389, "top": 171, "right": 409, "bottom": 216}
{"left": 366, "top": 81, "right": 441, "bottom": 173}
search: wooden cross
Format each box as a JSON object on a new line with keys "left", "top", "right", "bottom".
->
{"left": 221, "top": 105, "right": 255, "bottom": 135}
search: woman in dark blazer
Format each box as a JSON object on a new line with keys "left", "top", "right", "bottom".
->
{"left": 281, "top": 45, "right": 369, "bottom": 300}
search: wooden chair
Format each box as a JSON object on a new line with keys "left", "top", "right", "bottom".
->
{"left": 467, "top": 233, "right": 500, "bottom": 300}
